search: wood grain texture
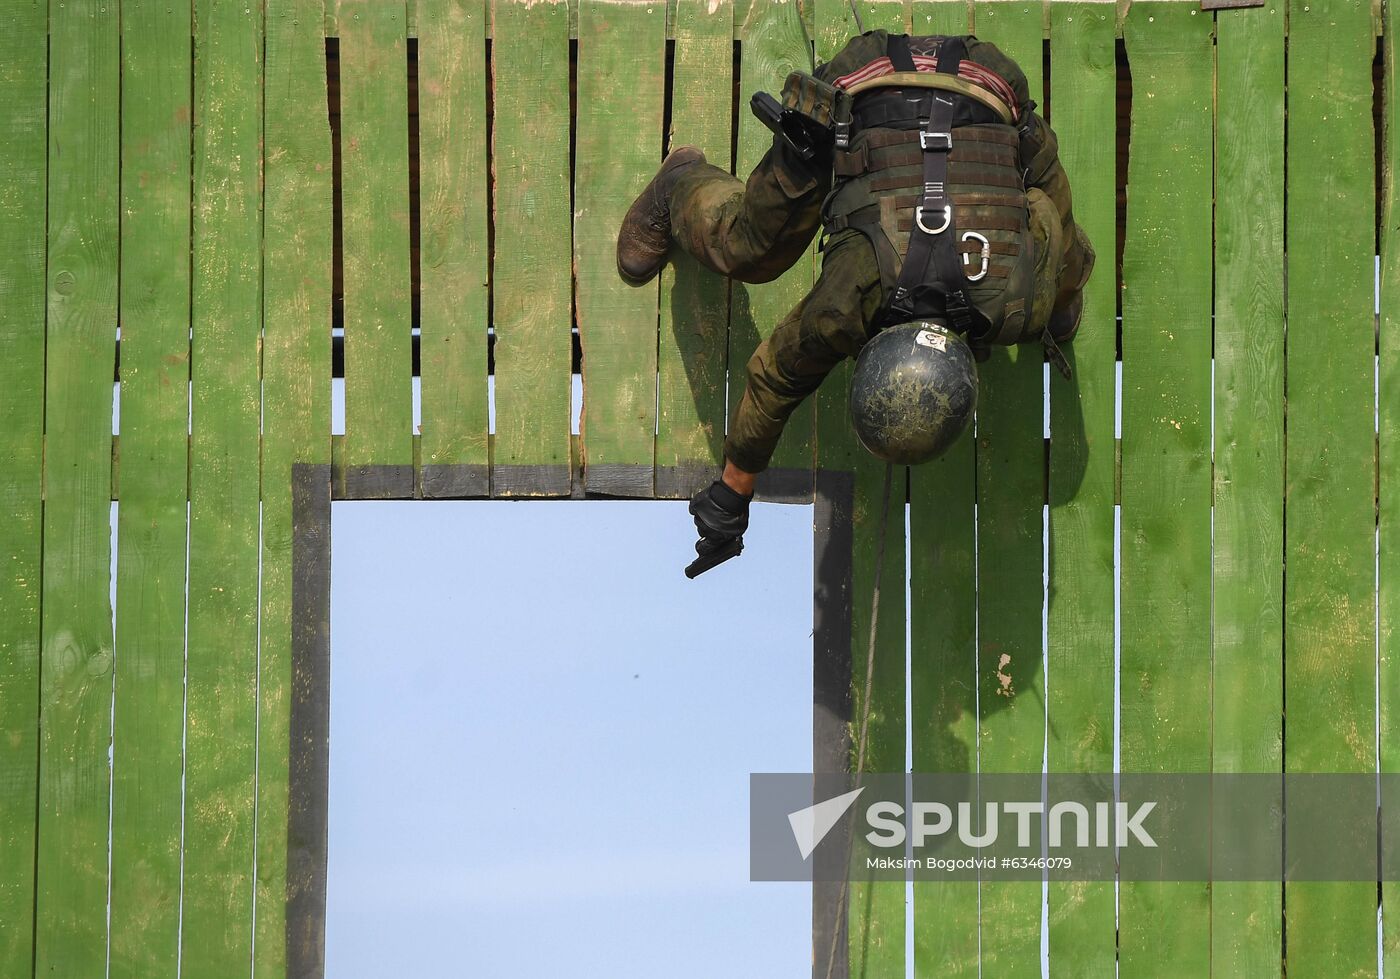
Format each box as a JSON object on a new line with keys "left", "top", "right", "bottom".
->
{"left": 655, "top": 0, "right": 734, "bottom": 499}
{"left": 912, "top": 0, "right": 971, "bottom": 34}
{"left": 819, "top": 0, "right": 909, "bottom": 38}
{"left": 340, "top": 0, "right": 413, "bottom": 494}
{"left": 34, "top": 3, "right": 120, "bottom": 974}
{"left": 1118, "top": 6, "right": 1213, "bottom": 975}
{"left": 182, "top": 1, "right": 264, "bottom": 972}
{"left": 1045, "top": 5, "right": 1117, "bottom": 975}
{"left": 732, "top": 0, "right": 816, "bottom": 475}
{"left": 1283, "top": 2, "right": 1378, "bottom": 974}
{"left": 1212, "top": 6, "right": 1285, "bottom": 975}
{"left": 910, "top": 438, "right": 979, "bottom": 978}
{"left": 1382, "top": 6, "right": 1400, "bottom": 973}
{"left": 575, "top": 0, "right": 666, "bottom": 496}
{"left": 257, "top": 2, "right": 332, "bottom": 975}
{"left": 0, "top": 4, "right": 46, "bottom": 974}
{"left": 967, "top": 8, "right": 1045, "bottom": 975}
{"left": 110, "top": 4, "right": 192, "bottom": 975}
{"left": 491, "top": 0, "right": 574, "bottom": 496}
{"left": 418, "top": 0, "right": 490, "bottom": 497}
{"left": 0, "top": 1, "right": 47, "bottom": 974}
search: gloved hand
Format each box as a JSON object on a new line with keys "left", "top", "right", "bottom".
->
{"left": 685, "top": 479, "right": 753, "bottom": 578}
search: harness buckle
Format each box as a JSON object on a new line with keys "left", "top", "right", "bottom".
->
{"left": 961, "top": 231, "right": 990, "bottom": 281}
{"left": 919, "top": 131, "right": 953, "bottom": 152}
{"left": 915, "top": 205, "right": 952, "bottom": 236}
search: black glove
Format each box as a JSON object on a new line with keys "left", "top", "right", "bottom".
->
{"left": 685, "top": 480, "right": 752, "bottom": 578}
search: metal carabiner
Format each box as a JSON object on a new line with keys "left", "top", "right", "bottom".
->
{"left": 961, "top": 231, "right": 990, "bottom": 282}
{"left": 914, "top": 205, "right": 952, "bottom": 236}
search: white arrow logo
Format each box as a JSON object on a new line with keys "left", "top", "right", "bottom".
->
{"left": 787, "top": 788, "right": 866, "bottom": 860}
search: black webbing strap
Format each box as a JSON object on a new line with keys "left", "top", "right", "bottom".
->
{"left": 887, "top": 32, "right": 917, "bottom": 72}
{"left": 881, "top": 36, "right": 980, "bottom": 335}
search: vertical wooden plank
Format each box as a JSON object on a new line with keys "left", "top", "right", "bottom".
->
{"left": 491, "top": 0, "right": 573, "bottom": 496}
{"left": 910, "top": 452, "right": 979, "bottom": 979}
{"left": 1382, "top": 4, "right": 1400, "bottom": 973}
{"left": 182, "top": 1, "right": 264, "bottom": 973}
{"left": 109, "top": 3, "right": 192, "bottom": 975}
{"left": 0, "top": 4, "right": 47, "bottom": 975}
{"left": 882, "top": 9, "right": 982, "bottom": 975}
{"left": 808, "top": 6, "right": 910, "bottom": 976}
{"left": 257, "top": 2, "right": 332, "bottom": 976}
{"left": 732, "top": 0, "right": 816, "bottom": 490}
{"left": 339, "top": 0, "right": 413, "bottom": 498}
{"left": 818, "top": 0, "right": 909, "bottom": 38}
{"left": 575, "top": 0, "right": 666, "bottom": 496}
{"left": 655, "top": 0, "right": 733, "bottom": 499}
{"left": 966, "top": 8, "right": 1046, "bottom": 976}
{"left": 1045, "top": 4, "right": 1117, "bottom": 975}
{"left": 34, "top": 2, "right": 119, "bottom": 974}
{"left": 1212, "top": 4, "right": 1285, "bottom": 975}
{"left": 417, "top": 0, "right": 490, "bottom": 498}
{"left": 1284, "top": 1, "right": 1378, "bottom": 974}
{"left": 912, "top": 0, "right": 971, "bottom": 34}
{"left": 1118, "top": 5, "right": 1213, "bottom": 976}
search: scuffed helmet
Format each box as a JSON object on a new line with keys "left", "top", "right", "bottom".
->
{"left": 849, "top": 321, "right": 978, "bottom": 466}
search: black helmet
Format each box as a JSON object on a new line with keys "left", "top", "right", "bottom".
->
{"left": 848, "top": 321, "right": 978, "bottom": 466}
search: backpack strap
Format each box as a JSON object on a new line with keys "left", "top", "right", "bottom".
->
{"left": 878, "top": 37, "right": 988, "bottom": 338}
{"left": 887, "top": 32, "right": 917, "bottom": 72}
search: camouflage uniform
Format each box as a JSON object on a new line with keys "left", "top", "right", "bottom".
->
{"left": 667, "top": 32, "right": 1094, "bottom": 474}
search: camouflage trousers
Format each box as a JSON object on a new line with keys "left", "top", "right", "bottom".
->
{"left": 669, "top": 141, "right": 1093, "bottom": 475}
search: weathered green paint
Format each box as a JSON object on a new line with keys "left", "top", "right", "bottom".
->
{"left": 732, "top": 0, "right": 815, "bottom": 475}
{"left": 576, "top": 0, "right": 667, "bottom": 497}
{"left": 1046, "top": 4, "right": 1117, "bottom": 974}
{"left": 1118, "top": 6, "right": 1214, "bottom": 976}
{"left": 491, "top": 0, "right": 574, "bottom": 496}
{"left": 182, "top": 1, "right": 264, "bottom": 973}
{"left": 819, "top": 0, "right": 909, "bottom": 40}
{"left": 1284, "top": 3, "right": 1378, "bottom": 974}
{"left": 655, "top": 0, "right": 734, "bottom": 498}
{"left": 969, "top": 8, "right": 1045, "bottom": 975}
{"left": 1213, "top": 6, "right": 1285, "bottom": 975}
{"left": 34, "top": 3, "right": 119, "bottom": 974}
{"left": 110, "top": 4, "right": 192, "bottom": 975}
{"left": 417, "top": 0, "right": 490, "bottom": 495}
{"left": 0, "top": 4, "right": 46, "bottom": 975}
{"left": 340, "top": 0, "right": 413, "bottom": 490}
{"left": 912, "top": 0, "right": 971, "bottom": 34}
{"left": 910, "top": 439, "right": 979, "bottom": 977}
{"left": 5, "top": 11, "right": 1399, "bottom": 977}
{"left": 257, "top": 2, "right": 332, "bottom": 975}
{"left": 1382, "top": 5, "right": 1400, "bottom": 973}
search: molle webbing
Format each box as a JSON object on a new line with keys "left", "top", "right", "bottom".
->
{"left": 834, "top": 126, "right": 1019, "bottom": 178}
{"left": 820, "top": 34, "right": 1040, "bottom": 347}
{"left": 868, "top": 167, "right": 1022, "bottom": 193}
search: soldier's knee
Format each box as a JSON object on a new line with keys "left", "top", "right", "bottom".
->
{"left": 729, "top": 262, "right": 786, "bottom": 285}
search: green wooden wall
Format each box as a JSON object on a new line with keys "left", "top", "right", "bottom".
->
{"left": 0, "top": 0, "right": 1396, "bottom": 976}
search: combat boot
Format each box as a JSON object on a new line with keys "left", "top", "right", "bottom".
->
{"left": 616, "top": 146, "right": 706, "bottom": 286}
